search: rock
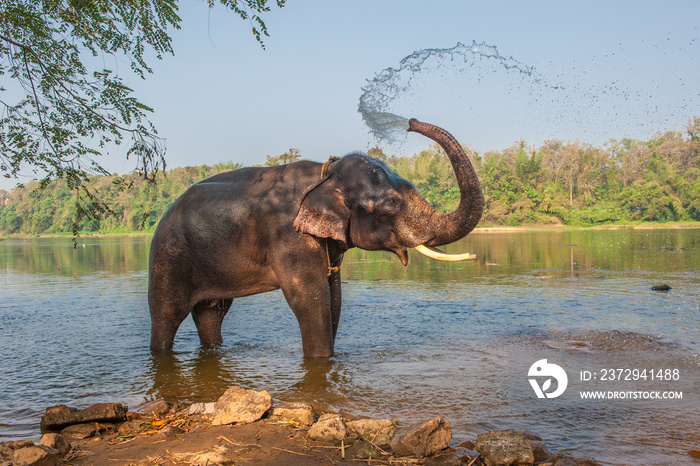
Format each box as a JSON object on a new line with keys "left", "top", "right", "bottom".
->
{"left": 126, "top": 411, "right": 144, "bottom": 421}
{"left": 267, "top": 401, "right": 316, "bottom": 427}
{"left": 458, "top": 439, "right": 476, "bottom": 450}
{"left": 117, "top": 419, "right": 144, "bottom": 435}
{"left": 689, "top": 450, "right": 700, "bottom": 459}
{"left": 12, "top": 443, "right": 61, "bottom": 466}
{"left": 40, "top": 403, "right": 127, "bottom": 431}
{"left": 346, "top": 418, "right": 397, "bottom": 447}
{"left": 307, "top": 414, "right": 348, "bottom": 445}
{"left": 390, "top": 416, "right": 452, "bottom": 458}
{"left": 5, "top": 440, "right": 35, "bottom": 450}
{"left": 0, "top": 443, "right": 14, "bottom": 464}
{"left": 1, "top": 440, "right": 33, "bottom": 463}
{"left": 189, "top": 402, "right": 217, "bottom": 415}
{"left": 475, "top": 429, "right": 535, "bottom": 466}
{"left": 346, "top": 439, "right": 384, "bottom": 460}
{"left": 39, "top": 434, "right": 70, "bottom": 457}
{"left": 60, "top": 422, "right": 112, "bottom": 440}
{"left": 211, "top": 386, "right": 272, "bottom": 426}
{"left": 138, "top": 399, "right": 170, "bottom": 415}
{"left": 541, "top": 452, "right": 603, "bottom": 466}
{"left": 532, "top": 440, "right": 553, "bottom": 463}
{"left": 423, "top": 447, "right": 480, "bottom": 466}
{"left": 157, "top": 425, "right": 185, "bottom": 441}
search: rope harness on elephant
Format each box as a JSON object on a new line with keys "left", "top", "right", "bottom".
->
{"left": 321, "top": 157, "right": 341, "bottom": 278}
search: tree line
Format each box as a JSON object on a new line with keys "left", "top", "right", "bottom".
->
{"left": 1, "top": 117, "right": 699, "bottom": 235}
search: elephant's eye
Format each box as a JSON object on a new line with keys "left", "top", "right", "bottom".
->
{"left": 382, "top": 196, "right": 402, "bottom": 212}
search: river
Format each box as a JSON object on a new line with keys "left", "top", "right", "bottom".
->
{"left": 1, "top": 229, "right": 698, "bottom": 464}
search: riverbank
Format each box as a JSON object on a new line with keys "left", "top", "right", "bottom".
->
{"left": 2, "top": 221, "right": 700, "bottom": 239}
{"left": 3, "top": 388, "right": 609, "bottom": 466}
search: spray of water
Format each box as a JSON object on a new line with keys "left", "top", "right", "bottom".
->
{"left": 358, "top": 41, "right": 543, "bottom": 144}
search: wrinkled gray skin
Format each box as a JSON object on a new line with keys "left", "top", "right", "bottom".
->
{"left": 148, "top": 119, "right": 483, "bottom": 358}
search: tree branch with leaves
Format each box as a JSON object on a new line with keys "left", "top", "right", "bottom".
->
{"left": 0, "top": 0, "right": 284, "bottom": 232}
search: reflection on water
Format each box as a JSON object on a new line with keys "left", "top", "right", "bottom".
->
{"left": 0, "top": 230, "right": 699, "bottom": 465}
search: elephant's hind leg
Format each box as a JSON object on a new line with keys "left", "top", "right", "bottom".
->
{"left": 150, "top": 301, "right": 191, "bottom": 353}
{"left": 192, "top": 299, "right": 233, "bottom": 346}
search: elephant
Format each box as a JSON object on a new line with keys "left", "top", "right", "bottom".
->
{"left": 148, "top": 119, "right": 484, "bottom": 357}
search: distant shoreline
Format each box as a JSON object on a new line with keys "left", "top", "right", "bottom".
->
{"left": 2, "top": 221, "right": 700, "bottom": 239}
{"left": 473, "top": 221, "right": 700, "bottom": 233}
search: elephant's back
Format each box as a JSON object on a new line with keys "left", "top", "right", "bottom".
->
{"left": 154, "top": 160, "right": 322, "bottom": 241}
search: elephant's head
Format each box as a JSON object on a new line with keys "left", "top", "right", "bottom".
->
{"left": 293, "top": 119, "right": 484, "bottom": 265}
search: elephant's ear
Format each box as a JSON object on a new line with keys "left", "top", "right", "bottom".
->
{"left": 294, "top": 174, "right": 350, "bottom": 245}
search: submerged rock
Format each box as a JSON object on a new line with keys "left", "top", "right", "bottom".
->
{"left": 390, "top": 416, "right": 452, "bottom": 458}
{"left": 541, "top": 451, "right": 603, "bottom": 466}
{"left": 211, "top": 385, "right": 272, "bottom": 426}
{"left": 40, "top": 403, "right": 127, "bottom": 432}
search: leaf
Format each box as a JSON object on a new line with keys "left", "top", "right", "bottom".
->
{"left": 542, "top": 378, "right": 552, "bottom": 392}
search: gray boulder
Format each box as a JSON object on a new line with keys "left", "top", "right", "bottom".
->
{"left": 390, "top": 416, "right": 452, "bottom": 458}
{"left": 211, "top": 386, "right": 272, "bottom": 426}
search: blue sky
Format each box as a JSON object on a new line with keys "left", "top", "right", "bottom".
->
{"left": 3, "top": 1, "right": 700, "bottom": 188}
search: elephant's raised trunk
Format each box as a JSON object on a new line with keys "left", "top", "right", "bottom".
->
{"left": 407, "top": 119, "right": 484, "bottom": 247}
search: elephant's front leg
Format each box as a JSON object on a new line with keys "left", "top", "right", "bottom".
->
{"left": 275, "top": 263, "right": 335, "bottom": 358}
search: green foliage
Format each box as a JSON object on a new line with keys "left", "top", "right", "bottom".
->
{"left": 0, "top": 163, "right": 240, "bottom": 234}
{"left": 265, "top": 148, "right": 302, "bottom": 166}
{"left": 1, "top": 117, "right": 700, "bottom": 235}
{"left": 0, "top": 0, "right": 284, "bottom": 233}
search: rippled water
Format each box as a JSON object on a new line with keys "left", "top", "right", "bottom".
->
{"left": 1, "top": 230, "right": 699, "bottom": 464}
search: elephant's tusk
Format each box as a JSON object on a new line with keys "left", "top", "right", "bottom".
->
{"left": 414, "top": 244, "right": 477, "bottom": 262}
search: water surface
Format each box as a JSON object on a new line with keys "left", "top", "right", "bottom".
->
{"left": 1, "top": 229, "right": 698, "bottom": 464}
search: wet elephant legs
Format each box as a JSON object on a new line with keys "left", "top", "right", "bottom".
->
{"left": 192, "top": 299, "right": 233, "bottom": 346}
{"left": 150, "top": 297, "right": 232, "bottom": 351}
{"left": 149, "top": 300, "right": 189, "bottom": 352}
